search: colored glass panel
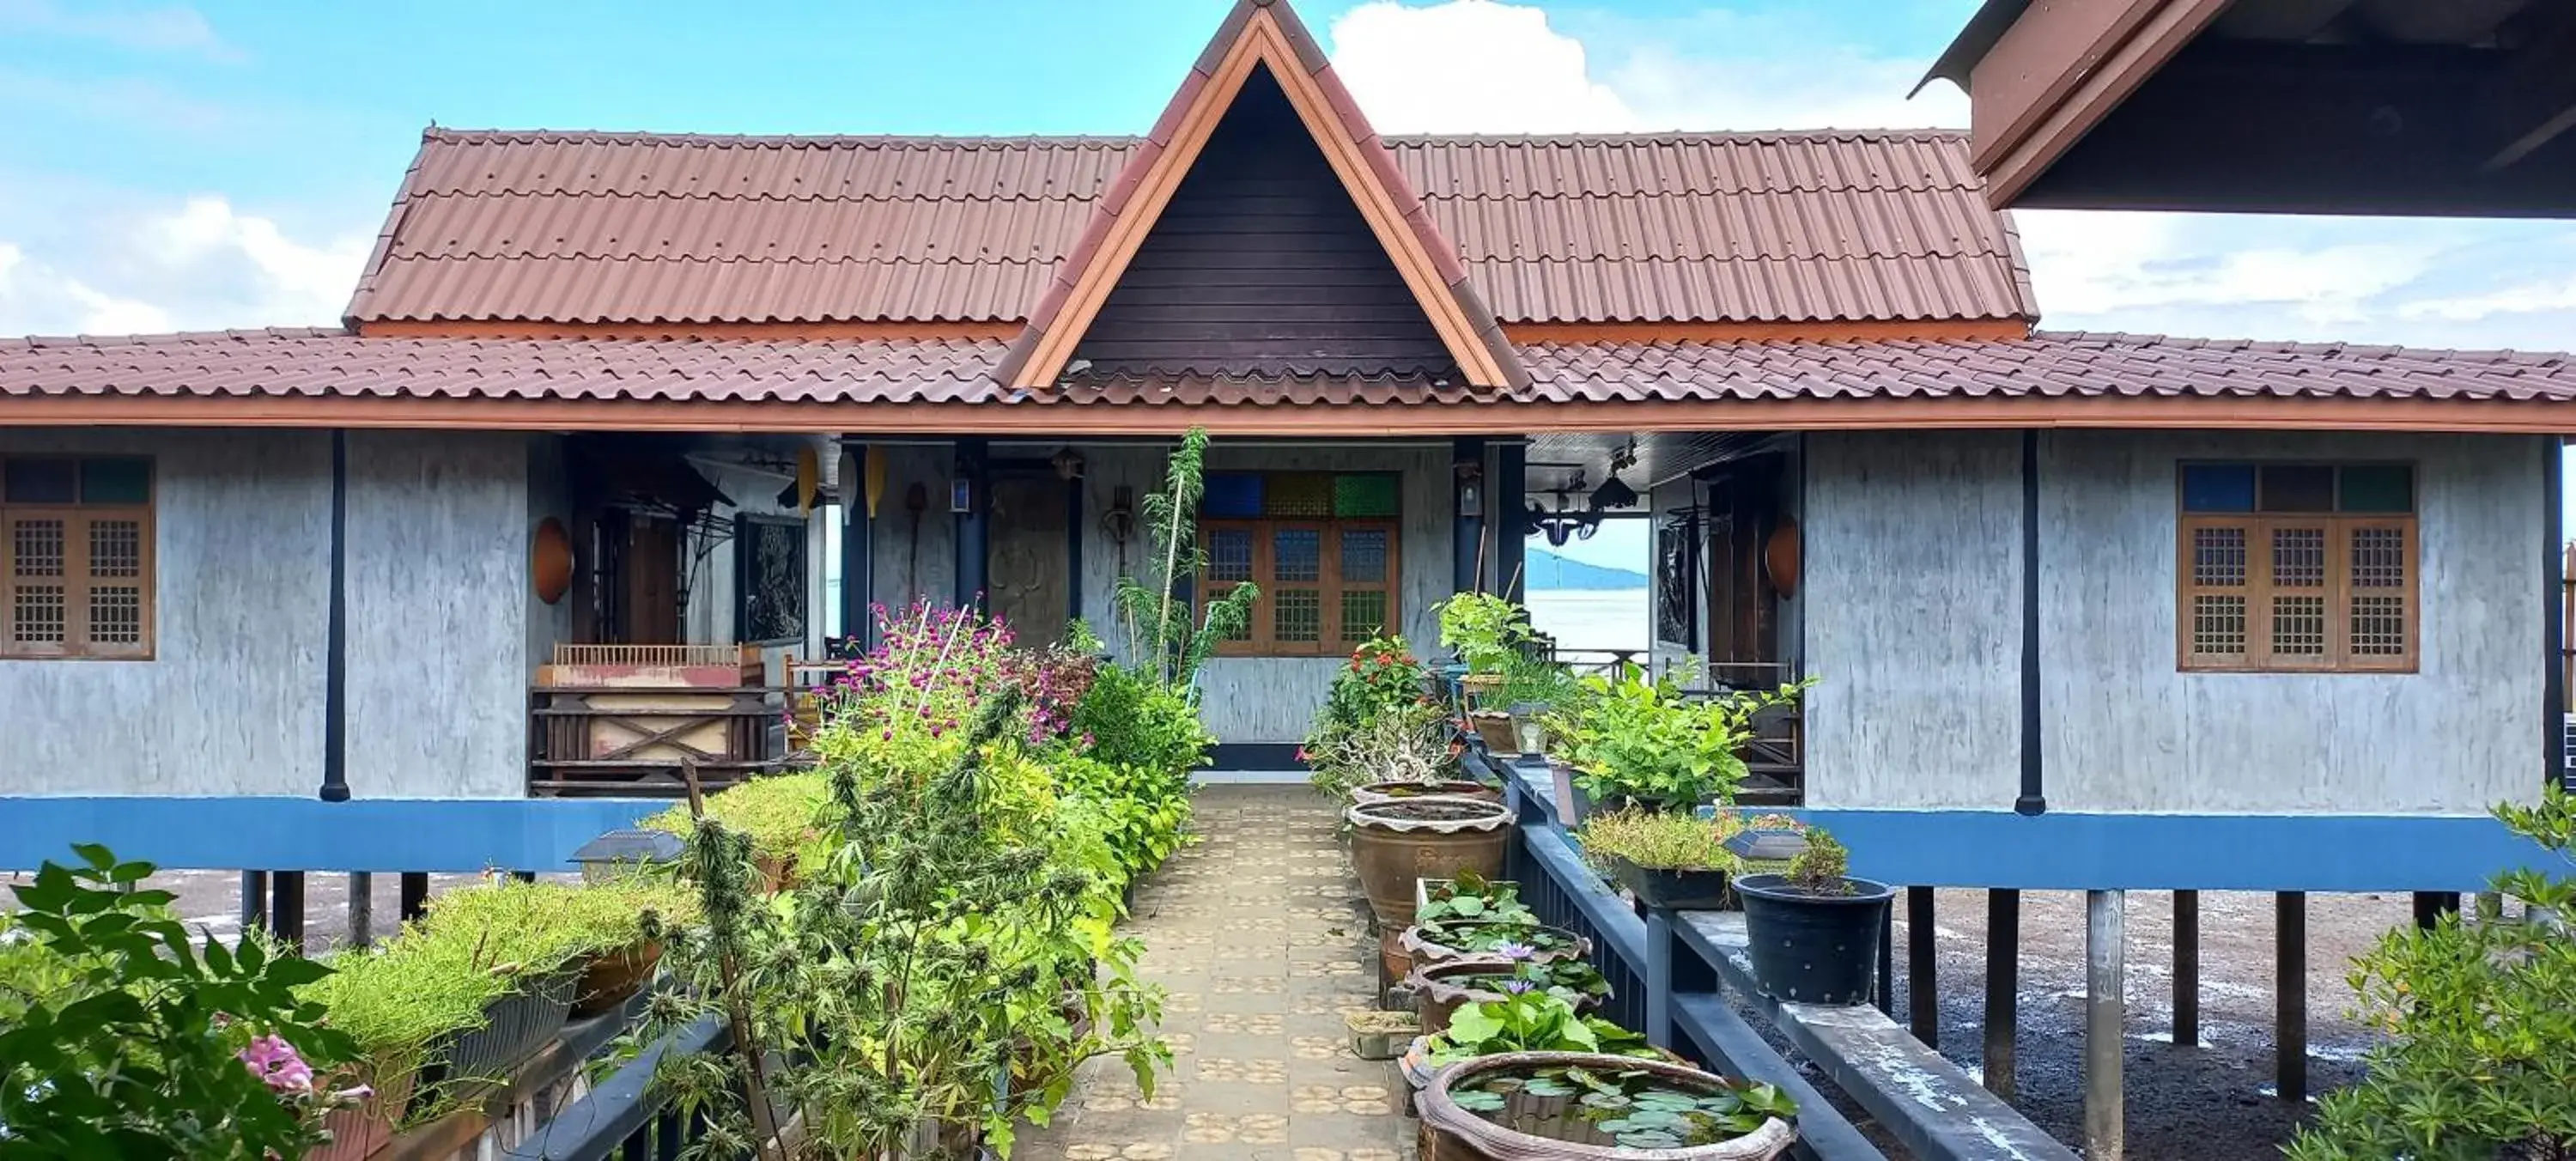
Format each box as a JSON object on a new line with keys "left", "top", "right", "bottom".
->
{"left": 1333, "top": 473, "right": 1400, "bottom": 518}
{"left": 2179, "top": 465, "right": 2255, "bottom": 513}
{"left": 1203, "top": 473, "right": 1263, "bottom": 519}
{"left": 2257, "top": 465, "right": 2336, "bottom": 513}
{"left": 3, "top": 459, "right": 75, "bottom": 505}
{"left": 1266, "top": 473, "right": 1333, "bottom": 518}
{"left": 2337, "top": 465, "right": 2413, "bottom": 514}
{"left": 77, "top": 459, "right": 151, "bottom": 505}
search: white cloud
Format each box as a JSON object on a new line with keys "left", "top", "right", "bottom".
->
{"left": 0, "top": 0, "right": 238, "bottom": 61}
{"left": 1330, "top": 0, "right": 1635, "bottom": 134}
{"left": 0, "top": 194, "right": 367, "bottom": 336}
{"left": 1326, "top": 0, "right": 2576, "bottom": 350}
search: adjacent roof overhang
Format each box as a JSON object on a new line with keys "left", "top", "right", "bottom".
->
{"left": 991, "top": 0, "right": 1526, "bottom": 392}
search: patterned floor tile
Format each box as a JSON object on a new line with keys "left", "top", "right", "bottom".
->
{"left": 1018, "top": 787, "right": 1414, "bottom": 1159}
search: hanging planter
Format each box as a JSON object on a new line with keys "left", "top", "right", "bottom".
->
{"left": 570, "top": 939, "right": 662, "bottom": 1018}
{"left": 420, "top": 968, "right": 578, "bottom": 1087}
{"left": 1417, "top": 1051, "right": 1798, "bottom": 1159}
{"left": 1346, "top": 797, "right": 1515, "bottom": 932}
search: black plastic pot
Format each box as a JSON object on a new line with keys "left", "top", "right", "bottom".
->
{"left": 1733, "top": 872, "right": 1898, "bottom": 1006}
{"left": 1613, "top": 857, "right": 1735, "bottom": 910}
{"left": 422, "top": 968, "right": 578, "bottom": 1085}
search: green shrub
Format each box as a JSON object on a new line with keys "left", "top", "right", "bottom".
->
{"left": 1072, "top": 660, "right": 1214, "bottom": 780}
{"left": 1786, "top": 830, "right": 1850, "bottom": 894}
{"left": 2287, "top": 787, "right": 2576, "bottom": 1160}
{"left": 1546, "top": 664, "right": 1807, "bottom": 808}
{"left": 1579, "top": 809, "right": 1745, "bottom": 872}
{"left": 0, "top": 846, "right": 355, "bottom": 1158}
{"left": 644, "top": 772, "right": 835, "bottom": 866}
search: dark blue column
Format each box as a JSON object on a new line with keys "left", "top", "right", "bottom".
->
{"left": 319, "top": 429, "right": 349, "bottom": 802}
{"left": 1453, "top": 437, "right": 1486, "bottom": 596}
{"left": 1495, "top": 440, "right": 1527, "bottom": 603}
{"left": 2547, "top": 436, "right": 2566, "bottom": 790}
{"left": 953, "top": 437, "right": 989, "bottom": 614}
{"left": 839, "top": 439, "right": 872, "bottom": 647}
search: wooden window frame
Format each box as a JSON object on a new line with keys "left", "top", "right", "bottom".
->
{"left": 3, "top": 456, "right": 157, "bottom": 661}
{"left": 1199, "top": 488, "right": 1401, "bottom": 658}
{"left": 2175, "top": 462, "right": 2416, "bottom": 675}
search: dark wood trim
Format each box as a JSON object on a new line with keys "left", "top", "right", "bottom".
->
{"left": 1453, "top": 437, "right": 1485, "bottom": 595}
{"left": 1066, "top": 471, "right": 1085, "bottom": 626}
{"left": 2017, "top": 430, "right": 2045, "bottom": 816}
{"left": 1495, "top": 441, "right": 1527, "bottom": 603}
{"left": 953, "top": 438, "right": 989, "bottom": 614}
{"left": 837, "top": 440, "right": 872, "bottom": 646}
{"left": 320, "top": 430, "right": 350, "bottom": 801}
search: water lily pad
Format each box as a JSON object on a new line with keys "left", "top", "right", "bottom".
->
{"left": 1614, "top": 1129, "right": 1686, "bottom": 1149}
{"left": 1452, "top": 1089, "right": 1507, "bottom": 1112}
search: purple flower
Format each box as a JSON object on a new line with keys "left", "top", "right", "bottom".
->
{"left": 1496, "top": 941, "right": 1537, "bottom": 962}
{"left": 240, "top": 1034, "right": 314, "bottom": 1095}
{"left": 1502, "top": 979, "right": 1538, "bottom": 994}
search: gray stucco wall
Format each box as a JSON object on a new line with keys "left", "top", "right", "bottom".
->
{"left": 2038, "top": 430, "right": 2546, "bottom": 815}
{"left": 343, "top": 432, "right": 533, "bottom": 799}
{"left": 1801, "top": 429, "right": 2549, "bottom": 816}
{"left": 1801, "top": 431, "right": 2025, "bottom": 809}
{"left": 0, "top": 428, "right": 538, "bottom": 799}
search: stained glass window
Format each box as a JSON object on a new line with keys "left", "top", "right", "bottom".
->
{"left": 1196, "top": 471, "right": 1401, "bottom": 656}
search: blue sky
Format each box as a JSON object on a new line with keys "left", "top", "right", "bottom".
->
{"left": 6, "top": 0, "right": 2576, "bottom": 568}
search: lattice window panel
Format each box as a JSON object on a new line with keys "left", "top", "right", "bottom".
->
{"left": 1199, "top": 511, "right": 1398, "bottom": 657}
{"left": 2177, "top": 515, "right": 2414, "bottom": 672}
{"left": 1273, "top": 589, "right": 1321, "bottom": 644}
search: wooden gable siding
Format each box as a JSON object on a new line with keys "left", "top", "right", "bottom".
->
{"left": 1072, "top": 67, "right": 1455, "bottom": 378}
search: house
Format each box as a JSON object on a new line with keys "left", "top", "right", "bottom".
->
{"left": 2, "top": 0, "right": 2568, "bottom": 891}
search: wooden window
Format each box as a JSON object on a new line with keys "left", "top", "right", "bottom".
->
{"left": 2, "top": 456, "right": 155, "bottom": 660}
{"left": 2177, "top": 462, "right": 2415, "bottom": 673}
{"left": 1199, "top": 471, "right": 1401, "bottom": 657}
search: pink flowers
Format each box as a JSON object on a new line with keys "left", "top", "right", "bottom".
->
{"left": 239, "top": 1034, "right": 313, "bottom": 1095}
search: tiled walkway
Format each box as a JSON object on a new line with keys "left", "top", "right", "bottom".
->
{"left": 1020, "top": 785, "right": 1415, "bottom": 1160}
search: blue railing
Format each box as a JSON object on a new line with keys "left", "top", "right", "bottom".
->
{"left": 1480, "top": 750, "right": 2077, "bottom": 1161}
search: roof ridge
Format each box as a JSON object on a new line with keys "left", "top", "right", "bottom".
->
{"left": 1384, "top": 128, "right": 1971, "bottom": 145}
{"left": 419, "top": 126, "right": 1973, "bottom": 149}
{"left": 0, "top": 325, "right": 353, "bottom": 348}
{"left": 2032, "top": 330, "right": 2559, "bottom": 362}
{"left": 422, "top": 127, "right": 1145, "bottom": 149}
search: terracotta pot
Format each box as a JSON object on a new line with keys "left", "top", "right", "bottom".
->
{"left": 1346, "top": 798, "right": 1515, "bottom": 931}
{"left": 570, "top": 940, "right": 662, "bottom": 1018}
{"left": 1469, "top": 713, "right": 1520, "bottom": 756}
{"left": 1400, "top": 919, "right": 1591, "bottom": 973}
{"left": 1406, "top": 959, "right": 1604, "bottom": 1036}
{"left": 1354, "top": 779, "right": 1503, "bottom": 807}
{"left": 754, "top": 853, "right": 794, "bottom": 892}
{"left": 310, "top": 1067, "right": 416, "bottom": 1161}
{"left": 1380, "top": 925, "right": 1414, "bottom": 984}
{"left": 1417, "top": 1051, "right": 1797, "bottom": 1160}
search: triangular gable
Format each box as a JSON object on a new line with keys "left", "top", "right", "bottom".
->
{"left": 995, "top": 0, "right": 1526, "bottom": 392}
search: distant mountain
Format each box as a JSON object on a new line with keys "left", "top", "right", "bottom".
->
{"left": 1524, "top": 547, "right": 1648, "bottom": 590}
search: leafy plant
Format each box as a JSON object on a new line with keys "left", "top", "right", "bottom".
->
{"left": 1413, "top": 916, "right": 1583, "bottom": 958}
{"left": 1546, "top": 664, "right": 1807, "bottom": 809}
{"left": 0, "top": 845, "right": 359, "bottom": 1158}
{"left": 1072, "top": 659, "right": 1215, "bottom": 781}
{"left": 1111, "top": 427, "right": 1258, "bottom": 688}
{"left": 1304, "top": 699, "right": 1459, "bottom": 802}
{"left": 1496, "top": 651, "right": 1579, "bottom": 712}
{"left": 1422, "top": 988, "right": 1650, "bottom": 1067}
{"left": 2286, "top": 787, "right": 2576, "bottom": 1161}
{"left": 1428, "top": 956, "right": 1613, "bottom": 1007}
{"left": 1417, "top": 871, "right": 1537, "bottom": 927}
{"left": 1578, "top": 809, "right": 1747, "bottom": 872}
{"left": 1786, "top": 829, "right": 1853, "bottom": 896}
{"left": 1435, "top": 592, "right": 1529, "bottom": 674}
{"left": 1446, "top": 1053, "right": 1797, "bottom": 1149}
{"left": 644, "top": 771, "right": 833, "bottom": 872}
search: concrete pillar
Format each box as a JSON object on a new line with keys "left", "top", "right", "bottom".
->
{"left": 2086, "top": 889, "right": 2126, "bottom": 1160}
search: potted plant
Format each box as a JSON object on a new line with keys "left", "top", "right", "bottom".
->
{"left": 1313, "top": 699, "right": 1477, "bottom": 805}
{"left": 1402, "top": 990, "right": 1657, "bottom": 1092}
{"left": 1346, "top": 796, "right": 1515, "bottom": 933}
{"left": 645, "top": 772, "right": 835, "bottom": 891}
{"left": 1578, "top": 809, "right": 1747, "bottom": 911}
{"left": 1303, "top": 635, "right": 1439, "bottom": 800}
{"left": 1400, "top": 915, "right": 1593, "bottom": 975}
{"left": 1732, "top": 830, "right": 1897, "bottom": 1006}
{"left": 1546, "top": 665, "right": 1806, "bottom": 821}
{"left": 1407, "top": 954, "right": 1611, "bottom": 1036}
{"left": 1419, "top": 1049, "right": 1799, "bottom": 1159}
{"left": 1355, "top": 778, "right": 1501, "bottom": 806}
{"left": 1497, "top": 653, "right": 1580, "bottom": 757}
{"left": 1386, "top": 872, "right": 1541, "bottom": 981}
{"left": 1436, "top": 592, "right": 1530, "bottom": 697}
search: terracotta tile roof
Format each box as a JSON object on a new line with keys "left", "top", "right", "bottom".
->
{"left": 0, "top": 329, "right": 1015, "bottom": 404}
{"left": 9, "top": 329, "right": 2573, "bottom": 410}
{"left": 347, "top": 127, "right": 2034, "bottom": 329}
{"left": 1516, "top": 333, "right": 2576, "bottom": 404}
